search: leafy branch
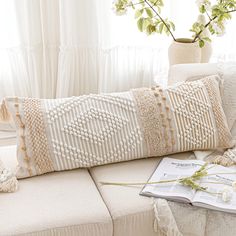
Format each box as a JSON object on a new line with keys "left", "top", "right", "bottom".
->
{"left": 144, "top": 0, "right": 176, "bottom": 41}
{"left": 192, "top": 9, "right": 236, "bottom": 43}
{"left": 192, "top": 15, "right": 218, "bottom": 43}
{"left": 113, "top": 0, "right": 176, "bottom": 40}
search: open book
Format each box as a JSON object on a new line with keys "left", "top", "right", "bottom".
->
{"left": 140, "top": 158, "right": 236, "bottom": 214}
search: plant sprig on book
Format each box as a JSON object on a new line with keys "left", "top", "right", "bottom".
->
{"left": 101, "top": 163, "right": 236, "bottom": 203}
{"left": 112, "top": 0, "right": 236, "bottom": 47}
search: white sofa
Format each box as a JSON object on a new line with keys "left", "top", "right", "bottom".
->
{"left": 1, "top": 63, "right": 236, "bottom": 236}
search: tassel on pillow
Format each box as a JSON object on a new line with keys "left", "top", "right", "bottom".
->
{"left": 0, "top": 160, "right": 18, "bottom": 193}
{"left": 0, "top": 99, "right": 11, "bottom": 122}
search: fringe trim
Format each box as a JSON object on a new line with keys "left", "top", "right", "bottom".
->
{"left": 211, "top": 148, "right": 236, "bottom": 166}
{"left": 0, "top": 99, "right": 11, "bottom": 122}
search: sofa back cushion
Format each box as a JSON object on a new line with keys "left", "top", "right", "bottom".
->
{"left": 168, "top": 63, "right": 219, "bottom": 86}
{"left": 5, "top": 75, "right": 234, "bottom": 178}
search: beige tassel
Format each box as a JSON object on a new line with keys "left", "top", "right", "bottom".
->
{"left": 0, "top": 99, "right": 11, "bottom": 122}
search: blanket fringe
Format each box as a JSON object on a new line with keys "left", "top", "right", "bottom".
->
{"left": 0, "top": 99, "right": 11, "bottom": 122}
{"left": 211, "top": 148, "right": 236, "bottom": 166}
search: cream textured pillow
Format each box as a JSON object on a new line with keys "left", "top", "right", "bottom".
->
{"left": 168, "top": 62, "right": 236, "bottom": 138}
{"left": 3, "top": 75, "right": 234, "bottom": 178}
{"left": 168, "top": 63, "right": 236, "bottom": 165}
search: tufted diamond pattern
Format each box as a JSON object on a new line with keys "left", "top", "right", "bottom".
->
{"left": 63, "top": 107, "right": 129, "bottom": 145}
{"left": 167, "top": 81, "right": 216, "bottom": 150}
{"left": 43, "top": 94, "right": 144, "bottom": 171}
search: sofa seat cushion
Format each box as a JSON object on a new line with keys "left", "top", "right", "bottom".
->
{"left": 90, "top": 153, "right": 236, "bottom": 236}
{"left": 0, "top": 146, "right": 112, "bottom": 236}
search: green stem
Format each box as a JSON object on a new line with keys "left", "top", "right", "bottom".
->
{"left": 202, "top": 189, "right": 221, "bottom": 195}
{"left": 205, "top": 164, "right": 217, "bottom": 171}
{"left": 227, "top": 9, "right": 236, "bottom": 13}
{"left": 144, "top": 0, "right": 176, "bottom": 41}
{"left": 127, "top": 1, "right": 145, "bottom": 7}
{"left": 207, "top": 171, "right": 236, "bottom": 176}
{"left": 101, "top": 178, "right": 180, "bottom": 186}
{"left": 192, "top": 15, "right": 217, "bottom": 42}
{"left": 200, "top": 181, "right": 231, "bottom": 185}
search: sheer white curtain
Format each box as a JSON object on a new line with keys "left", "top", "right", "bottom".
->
{"left": 56, "top": 0, "right": 169, "bottom": 96}
{"left": 0, "top": 0, "right": 236, "bottom": 100}
{"left": 0, "top": 0, "right": 60, "bottom": 99}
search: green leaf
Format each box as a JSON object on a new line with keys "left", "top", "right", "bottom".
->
{"left": 149, "top": 0, "right": 164, "bottom": 7}
{"left": 143, "top": 18, "right": 151, "bottom": 30}
{"left": 137, "top": 18, "right": 144, "bottom": 32}
{"left": 135, "top": 9, "right": 142, "bottom": 19}
{"left": 149, "top": 0, "right": 157, "bottom": 5}
{"left": 159, "top": 0, "right": 164, "bottom": 6}
{"left": 170, "top": 21, "right": 175, "bottom": 31}
{"left": 199, "top": 5, "right": 206, "bottom": 13}
{"left": 159, "top": 23, "right": 164, "bottom": 33}
{"left": 139, "top": 0, "right": 145, "bottom": 7}
{"left": 145, "top": 8, "right": 153, "bottom": 18}
{"left": 199, "top": 40, "right": 205, "bottom": 48}
{"left": 164, "top": 24, "right": 170, "bottom": 35}
{"left": 157, "top": 6, "right": 161, "bottom": 13}
{"left": 130, "top": 2, "right": 135, "bottom": 10}
{"left": 146, "top": 25, "right": 156, "bottom": 35}
{"left": 203, "top": 37, "right": 212, "bottom": 42}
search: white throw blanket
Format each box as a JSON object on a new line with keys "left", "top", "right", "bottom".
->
{"left": 153, "top": 198, "right": 182, "bottom": 236}
{"left": 153, "top": 198, "right": 236, "bottom": 236}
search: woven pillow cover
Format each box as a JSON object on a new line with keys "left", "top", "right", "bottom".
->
{"left": 168, "top": 63, "right": 236, "bottom": 166}
{"left": 4, "top": 75, "right": 234, "bottom": 178}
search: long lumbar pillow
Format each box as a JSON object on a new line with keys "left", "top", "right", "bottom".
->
{"left": 1, "top": 75, "right": 234, "bottom": 178}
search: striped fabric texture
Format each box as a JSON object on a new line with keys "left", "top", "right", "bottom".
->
{"left": 5, "top": 75, "right": 234, "bottom": 178}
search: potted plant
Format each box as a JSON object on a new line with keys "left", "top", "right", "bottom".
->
{"left": 112, "top": 0, "right": 236, "bottom": 65}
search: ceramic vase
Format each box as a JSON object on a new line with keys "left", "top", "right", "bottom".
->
{"left": 168, "top": 14, "right": 213, "bottom": 65}
{"left": 168, "top": 38, "right": 202, "bottom": 66}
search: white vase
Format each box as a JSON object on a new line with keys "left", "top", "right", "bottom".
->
{"left": 201, "top": 42, "right": 212, "bottom": 63}
{"left": 168, "top": 39, "right": 201, "bottom": 66}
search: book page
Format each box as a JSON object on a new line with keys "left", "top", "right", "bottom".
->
{"left": 141, "top": 158, "right": 205, "bottom": 202}
{"left": 193, "top": 164, "right": 236, "bottom": 212}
